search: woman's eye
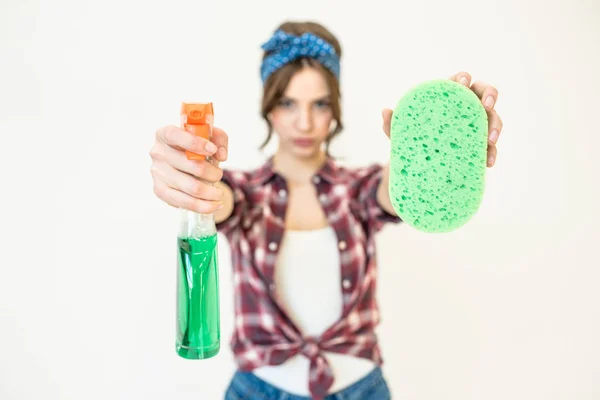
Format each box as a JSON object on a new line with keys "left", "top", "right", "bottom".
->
{"left": 278, "top": 100, "right": 293, "bottom": 108}
{"left": 315, "top": 101, "right": 331, "bottom": 109}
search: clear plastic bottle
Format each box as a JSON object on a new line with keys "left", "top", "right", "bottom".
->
{"left": 176, "top": 102, "right": 220, "bottom": 359}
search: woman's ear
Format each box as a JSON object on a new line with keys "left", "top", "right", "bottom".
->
{"left": 329, "top": 119, "right": 337, "bottom": 131}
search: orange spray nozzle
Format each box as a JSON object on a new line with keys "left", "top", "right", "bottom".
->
{"left": 181, "top": 102, "right": 214, "bottom": 161}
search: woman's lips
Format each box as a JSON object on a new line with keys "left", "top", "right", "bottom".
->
{"left": 293, "top": 138, "right": 316, "bottom": 147}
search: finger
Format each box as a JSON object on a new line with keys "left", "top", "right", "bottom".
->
{"left": 154, "top": 161, "right": 225, "bottom": 201}
{"left": 153, "top": 181, "right": 223, "bottom": 214}
{"left": 470, "top": 81, "right": 498, "bottom": 111}
{"left": 156, "top": 125, "right": 218, "bottom": 156}
{"left": 487, "top": 144, "right": 497, "bottom": 167}
{"left": 212, "top": 127, "right": 229, "bottom": 163}
{"left": 487, "top": 109, "right": 503, "bottom": 145}
{"left": 154, "top": 143, "right": 224, "bottom": 183}
{"left": 449, "top": 71, "right": 472, "bottom": 87}
{"left": 382, "top": 108, "right": 393, "bottom": 138}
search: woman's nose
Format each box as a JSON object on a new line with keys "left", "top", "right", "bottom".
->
{"left": 296, "top": 108, "right": 313, "bottom": 132}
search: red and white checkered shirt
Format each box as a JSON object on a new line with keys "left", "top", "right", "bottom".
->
{"left": 217, "top": 156, "right": 401, "bottom": 399}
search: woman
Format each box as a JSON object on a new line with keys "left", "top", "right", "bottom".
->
{"left": 149, "top": 21, "right": 503, "bottom": 400}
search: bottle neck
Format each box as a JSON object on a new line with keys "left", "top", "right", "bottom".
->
{"left": 179, "top": 209, "right": 216, "bottom": 238}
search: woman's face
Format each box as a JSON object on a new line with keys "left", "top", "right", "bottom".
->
{"left": 269, "top": 66, "right": 334, "bottom": 159}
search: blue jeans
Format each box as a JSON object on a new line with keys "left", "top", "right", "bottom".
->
{"left": 224, "top": 366, "right": 391, "bottom": 400}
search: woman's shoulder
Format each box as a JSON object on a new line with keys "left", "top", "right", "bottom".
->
{"left": 221, "top": 158, "right": 276, "bottom": 189}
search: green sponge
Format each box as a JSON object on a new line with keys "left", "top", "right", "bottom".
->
{"left": 389, "top": 79, "right": 488, "bottom": 233}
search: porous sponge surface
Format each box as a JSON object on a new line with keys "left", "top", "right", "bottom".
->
{"left": 389, "top": 79, "right": 488, "bottom": 233}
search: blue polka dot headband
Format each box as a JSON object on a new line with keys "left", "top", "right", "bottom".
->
{"left": 260, "top": 29, "right": 341, "bottom": 84}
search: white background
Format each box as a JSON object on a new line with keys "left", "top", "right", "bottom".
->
{"left": 1, "top": 0, "right": 599, "bottom": 399}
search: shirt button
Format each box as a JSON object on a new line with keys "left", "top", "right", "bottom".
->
{"left": 279, "top": 189, "right": 287, "bottom": 198}
{"left": 342, "top": 279, "right": 351, "bottom": 289}
{"left": 338, "top": 240, "right": 347, "bottom": 250}
{"left": 268, "top": 242, "right": 278, "bottom": 251}
{"left": 312, "top": 176, "right": 321, "bottom": 184}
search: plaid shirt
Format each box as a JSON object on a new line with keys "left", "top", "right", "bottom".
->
{"left": 217, "top": 156, "right": 401, "bottom": 399}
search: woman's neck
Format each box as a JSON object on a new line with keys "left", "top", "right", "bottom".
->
{"left": 273, "top": 150, "right": 327, "bottom": 184}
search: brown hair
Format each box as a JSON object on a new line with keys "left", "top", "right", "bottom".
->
{"left": 259, "top": 21, "right": 343, "bottom": 155}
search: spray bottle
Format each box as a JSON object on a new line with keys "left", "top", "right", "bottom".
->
{"left": 176, "top": 102, "right": 220, "bottom": 359}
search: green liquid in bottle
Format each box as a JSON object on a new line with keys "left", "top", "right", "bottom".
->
{"left": 176, "top": 234, "right": 220, "bottom": 359}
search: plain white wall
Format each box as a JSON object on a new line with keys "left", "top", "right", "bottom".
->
{"left": 1, "top": 0, "right": 599, "bottom": 399}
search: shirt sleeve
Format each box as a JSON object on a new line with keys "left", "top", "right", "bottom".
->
{"left": 354, "top": 163, "right": 402, "bottom": 232}
{"left": 216, "top": 169, "right": 249, "bottom": 237}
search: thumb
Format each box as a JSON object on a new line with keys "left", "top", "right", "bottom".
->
{"left": 382, "top": 108, "right": 393, "bottom": 138}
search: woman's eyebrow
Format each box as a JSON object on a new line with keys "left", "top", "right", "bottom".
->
{"left": 312, "top": 95, "right": 331, "bottom": 102}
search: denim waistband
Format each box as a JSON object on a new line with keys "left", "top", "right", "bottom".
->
{"left": 228, "top": 365, "right": 388, "bottom": 400}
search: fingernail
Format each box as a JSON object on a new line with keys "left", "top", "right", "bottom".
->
{"left": 488, "top": 155, "right": 495, "bottom": 166}
{"left": 489, "top": 129, "right": 498, "bottom": 143}
{"left": 205, "top": 142, "right": 217, "bottom": 153}
{"left": 485, "top": 96, "right": 495, "bottom": 109}
{"left": 460, "top": 76, "right": 468, "bottom": 85}
{"left": 216, "top": 203, "right": 223, "bottom": 210}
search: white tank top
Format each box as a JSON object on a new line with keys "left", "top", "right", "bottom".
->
{"left": 252, "top": 226, "right": 376, "bottom": 395}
